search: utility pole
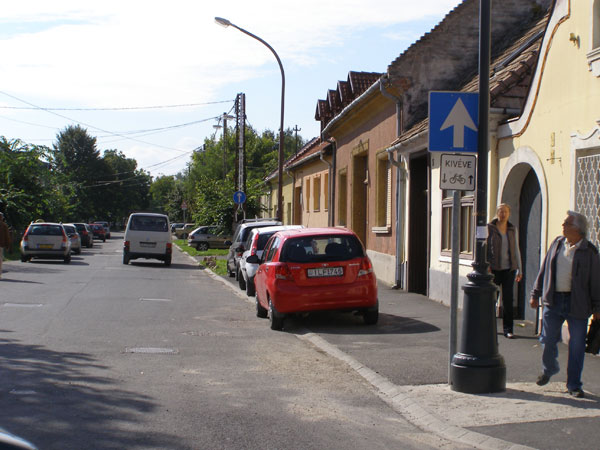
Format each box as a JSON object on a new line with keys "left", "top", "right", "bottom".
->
{"left": 293, "top": 125, "right": 301, "bottom": 154}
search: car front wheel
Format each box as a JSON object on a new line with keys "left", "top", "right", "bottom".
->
{"left": 238, "top": 269, "right": 246, "bottom": 290}
{"left": 197, "top": 242, "right": 209, "bottom": 251}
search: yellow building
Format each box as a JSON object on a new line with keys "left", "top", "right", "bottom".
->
{"left": 495, "top": 0, "right": 600, "bottom": 323}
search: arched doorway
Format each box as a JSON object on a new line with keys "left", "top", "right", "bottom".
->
{"left": 518, "top": 170, "right": 541, "bottom": 323}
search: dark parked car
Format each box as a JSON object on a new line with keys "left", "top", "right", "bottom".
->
{"left": 72, "top": 223, "right": 93, "bottom": 248}
{"left": 226, "top": 219, "right": 281, "bottom": 278}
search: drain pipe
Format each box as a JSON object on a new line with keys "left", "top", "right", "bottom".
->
{"left": 320, "top": 149, "right": 334, "bottom": 226}
{"left": 380, "top": 78, "right": 405, "bottom": 289}
{"left": 285, "top": 168, "right": 295, "bottom": 224}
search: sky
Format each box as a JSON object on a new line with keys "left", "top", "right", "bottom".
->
{"left": 0, "top": 0, "right": 463, "bottom": 178}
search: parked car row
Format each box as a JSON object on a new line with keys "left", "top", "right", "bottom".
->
{"left": 226, "top": 219, "right": 379, "bottom": 331}
{"left": 19, "top": 221, "right": 109, "bottom": 263}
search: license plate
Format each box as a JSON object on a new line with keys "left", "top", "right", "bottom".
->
{"left": 140, "top": 242, "right": 156, "bottom": 248}
{"left": 307, "top": 267, "right": 343, "bottom": 278}
{"left": 38, "top": 244, "right": 53, "bottom": 249}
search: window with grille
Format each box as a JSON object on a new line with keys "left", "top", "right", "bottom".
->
{"left": 575, "top": 153, "right": 600, "bottom": 248}
{"left": 305, "top": 178, "right": 311, "bottom": 213}
{"left": 441, "top": 190, "right": 474, "bottom": 257}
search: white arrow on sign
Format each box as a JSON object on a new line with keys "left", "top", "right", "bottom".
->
{"left": 440, "top": 98, "right": 477, "bottom": 148}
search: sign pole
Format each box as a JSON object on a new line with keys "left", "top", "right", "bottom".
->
{"left": 450, "top": 0, "right": 506, "bottom": 393}
{"left": 448, "top": 190, "right": 460, "bottom": 384}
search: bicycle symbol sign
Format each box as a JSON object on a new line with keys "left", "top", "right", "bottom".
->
{"left": 439, "top": 153, "right": 476, "bottom": 191}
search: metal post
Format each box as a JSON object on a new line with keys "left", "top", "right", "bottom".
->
{"left": 449, "top": 190, "right": 460, "bottom": 384}
{"left": 450, "top": 0, "right": 506, "bottom": 393}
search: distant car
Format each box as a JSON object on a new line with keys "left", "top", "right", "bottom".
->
{"left": 226, "top": 219, "right": 282, "bottom": 278}
{"left": 63, "top": 224, "right": 82, "bottom": 255}
{"left": 187, "top": 226, "right": 231, "bottom": 251}
{"left": 238, "top": 225, "right": 303, "bottom": 296}
{"left": 174, "top": 223, "right": 195, "bottom": 239}
{"left": 123, "top": 212, "right": 172, "bottom": 266}
{"left": 89, "top": 223, "right": 106, "bottom": 242}
{"left": 250, "top": 227, "right": 378, "bottom": 330}
{"left": 171, "top": 222, "right": 184, "bottom": 233}
{"left": 93, "top": 221, "right": 111, "bottom": 239}
{"left": 20, "top": 222, "right": 71, "bottom": 263}
{"left": 72, "top": 222, "right": 93, "bottom": 248}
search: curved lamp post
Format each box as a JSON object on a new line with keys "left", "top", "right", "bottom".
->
{"left": 215, "top": 17, "right": 285, "bottom": 222}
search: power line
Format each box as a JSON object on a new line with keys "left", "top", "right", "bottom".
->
{"left": 0, "top": 99, "right": 235, "bottom": 111}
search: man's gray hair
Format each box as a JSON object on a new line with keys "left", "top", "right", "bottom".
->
{"left": 567, "top": 210, "right": 588, "bottom": 237}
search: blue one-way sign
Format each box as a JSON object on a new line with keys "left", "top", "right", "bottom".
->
{"left": 429, "top": 91, "right": 479, "bottom": 152}
{"left": 233, "top": 191, "right": 246, "bottom": 204}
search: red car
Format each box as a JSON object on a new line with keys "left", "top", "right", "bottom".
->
{"left": 248, "top": 227, "right": 378, "bottom": 330}
{"left": 89, "top": 223, "right": 106, "bottom": 242}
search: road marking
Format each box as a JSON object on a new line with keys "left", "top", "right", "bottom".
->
{"left": 2, "top": 303, "right": 44, "bottom": 308}
{"left": 139, "top": 298, "right": 172, "bottom": 302}
{"left": 10, "top": 389, "right": 37, "bottom": 395}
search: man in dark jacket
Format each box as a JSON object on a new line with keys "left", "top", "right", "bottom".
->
{"left": 530, "top": 211, "right": 600, "bottom": 398}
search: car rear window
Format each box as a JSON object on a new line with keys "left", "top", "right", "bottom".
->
{"left": 28, "top": 224, "right": 63, "bottom": 236}
{"left": 256, "top": 232, "right": 276, "bottom": 250}
{"left": 281, "top": 235, "right": 364, "bottom": 263}
{"left": 63, "top": 225, "right": 76, "bottom": 234}
{"left": 130, "top": 216, "right": 168, "bottom": 232}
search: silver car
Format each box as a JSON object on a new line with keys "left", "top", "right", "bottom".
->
{"left": 63, "top": 224, "right": 82, "bottom": 254}
{"left": 238, "top": 225, "right": 303, "bottom": 296}
{"left": 20, "top": 222, "right": 71, "bottom": 263}
{"left": 187, "top": 226, "right": 231, "bottom": 251}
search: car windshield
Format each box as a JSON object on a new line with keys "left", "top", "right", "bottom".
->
{"left": 28, "top": 224, "right": 63, "bottom": 236}
{"left": 130, "top": 216, "right": 168, "bottom": 232}
{"left": 280, "top": 235, "right": 364, "bottom": 263}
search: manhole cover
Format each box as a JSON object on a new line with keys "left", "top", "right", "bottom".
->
{"left": 125, "top": 347, "right": 178, "bottom": 354}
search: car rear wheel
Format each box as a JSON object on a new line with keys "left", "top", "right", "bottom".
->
{"left": 64, "top": 254, "right": 71, "bottom": 264}
{"left": 256, "top": 294, "right": 268, "bottom": 318}
{"left": 269, "top": 300, "right": 284, "bottom": 331}
{"left": 20, "top": 255, "right": 30, "bottom": 263}
{"left": 238, "top": 269, "right": 246, "bottom": 290}
{"left": 197, "top": 242, "right": 209, "bottom": 251}
{"left": 123, "top": 252, "right": 130, "bottom": 265}
{"left": 363, "top": 304, "right": 379, "bottom": 325}
{"left": 164, "top": 256, "right": 172, "bottom": 267}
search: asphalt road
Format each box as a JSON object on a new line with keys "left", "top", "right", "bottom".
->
{"left": 0, "top": 234, "right": 464, "bottom": 450}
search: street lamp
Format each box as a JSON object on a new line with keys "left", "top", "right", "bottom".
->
{"left": 215, "top": 17, "right": 285, "bottom": 222}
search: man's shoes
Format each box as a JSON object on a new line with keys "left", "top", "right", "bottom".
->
{"left": 568, "top": 388, "right": 585, "bottom": 398}
{"left": 504, "top": 332, "right": 515, "bottom": 339}
{"left": 536, "top": 373, "right": 551, "bottom": 386}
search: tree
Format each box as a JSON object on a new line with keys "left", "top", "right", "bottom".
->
{"left": 0, "top": 137, "right": 67, "bottom": 232}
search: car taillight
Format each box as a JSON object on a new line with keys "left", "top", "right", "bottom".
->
{"left": 236, "top": 246, "right": 245, "bottom": 257}
{"left": 250, "top": 238, "right": 258, "bottom": 256}
{"left": 274, "top": 264, "right": 292, "bottom": 280}
{"left": 358, "top": 257, "right": 373, "bottom": 277}
{"left": 166, "top": 242, "right": 172, "bottom": 254}
{"left": 62, "top": 232, "right": 68, "bottom": 243}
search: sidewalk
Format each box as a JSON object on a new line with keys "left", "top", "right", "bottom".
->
{"left": 205, "top": 253, "right": 600, "bottom": 450}
{"left": 304, "top": 284, "right": 600, "bottom": 450}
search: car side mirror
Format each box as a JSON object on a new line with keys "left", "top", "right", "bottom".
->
{"left": 224, "top": 240, "right": 232, "bottom": 246}
{"left": 246, "top": 254, "right": 260, "bottom": 264}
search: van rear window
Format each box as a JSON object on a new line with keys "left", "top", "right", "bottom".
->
{"left": 130, "top": 216, "right": 168, "bottom": 232}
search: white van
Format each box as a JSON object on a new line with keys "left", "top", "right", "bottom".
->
{"left": 123, "top": 213, "right": 172, "bottom": 266}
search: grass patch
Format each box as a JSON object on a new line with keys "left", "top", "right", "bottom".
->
{"left": 174, "top": 240, "right": 229, "bottom": 277}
